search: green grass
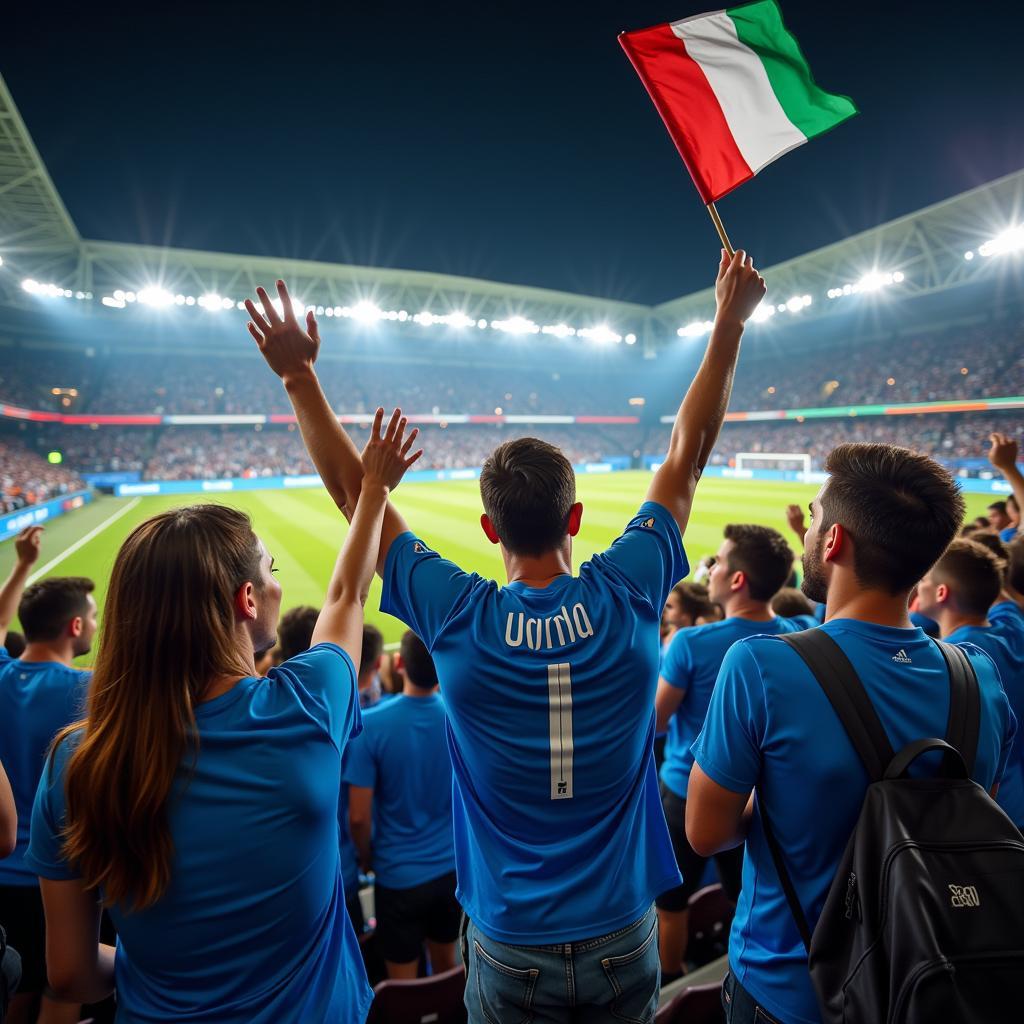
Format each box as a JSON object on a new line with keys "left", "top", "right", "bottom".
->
{"left": 0, "top": 473, "right": 998, "bottom": 651}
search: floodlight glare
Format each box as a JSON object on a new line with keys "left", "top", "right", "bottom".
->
{"left": 542, "top": 323, "right": 575, "bottom": 338}
{"left": 750, "top": 302, "right": 775, "bottom": 323}
{"left": 447, "top": 311, "right": 474, "bottom": 329}
{"left": 978, "top": 225, "right": 1024, "bottom": 258}
{"left": 199, "top": 293, "right": 224, "bottom": 311}
{"left": 21, "top": 279, "right": 38, "bottom": 293}
{"left": 785, "top": 296, "right": 805, "bottom": 312}
{"left": 579, "top": 324, "right": 621, "bottom": 345}
{"left": 493, "top": 316, "right": 539, "bottom": 335}
{"left": 350, "top": 300, "right": 383, "bottom": 323}
{"left": 137, "top": 286, "right": 174, "bottom": 308}
{"left": 678, "top": 320, "right": 713, "bottom": 338}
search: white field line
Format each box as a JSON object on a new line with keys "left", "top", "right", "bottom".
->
{"left": 27, "top": 498, "right": 142, "bottom": 583}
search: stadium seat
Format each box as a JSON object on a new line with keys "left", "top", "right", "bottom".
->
{"left": 365, "top": 964, "right": 467, "bottom": 1024}
{"left": 654, "top": 982, "right": 725, "bottom": 1024}
{"left": 686, "top": 884, "right": 734, "bottom": 968}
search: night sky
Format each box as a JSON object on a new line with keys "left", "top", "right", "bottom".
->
{"left": 2, "top": 1, "right": 1022, "bottom": 305}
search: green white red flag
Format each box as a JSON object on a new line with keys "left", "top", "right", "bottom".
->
{"left": 620, "top": 0, "right": 857, "bottom": 204}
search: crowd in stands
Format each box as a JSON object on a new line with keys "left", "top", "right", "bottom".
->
{"left": 0, "top": 314, "right": 1022, "bottom": 422}
{"left": 0, "top": 441, "right": 85, "bottom": 513}
{"left": 1, "top": 262, "right": 1022, "bottom": 1024}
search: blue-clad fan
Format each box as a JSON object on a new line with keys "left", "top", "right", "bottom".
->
{"left": 243, "top": 255, "right": 767, "bottom": 1022}
{"left": 26, "top": 407, "right": 422, "bottom": 1024}
{"left": 344, "top": 630, "right": 457, "bottom": 978}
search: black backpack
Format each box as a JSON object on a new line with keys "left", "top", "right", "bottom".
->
{"left": 758, "top": 629, "right": 1024, "bottom": 1024}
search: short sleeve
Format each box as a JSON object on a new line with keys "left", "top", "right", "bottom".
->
{"left": 690, "top": 639, "right": 769, "bottom": 794}
{"left": 586, "top": 502, "right": 688, "bottom": 613}
{"left": 25, "top": 736, "right": 80, "bottom": 881}
{"left": 341, "top": 724, "right": 377, "bottom": 789}
{"left": 661, "top": 630, "right": 695, "bottom": 692}
{"left": 380, "top": 533, "right": 480, "bottom": 649}
{"left": 268, "top": 642, "right": 362, "bottom": 754}
{"left": 990, "top": 600, "right": 1024, "bottom": 637}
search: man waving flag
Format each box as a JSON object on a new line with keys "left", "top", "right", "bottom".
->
{"left": 620, "top": 0, "right": 856, "bottom": 222}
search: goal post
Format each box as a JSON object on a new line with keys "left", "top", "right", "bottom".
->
{"left": 734, "top": 452, "right": 812, "bottom": 480}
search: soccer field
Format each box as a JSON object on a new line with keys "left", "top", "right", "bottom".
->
{"left": 0, "top": 473, "right": 996, "bottom": 650}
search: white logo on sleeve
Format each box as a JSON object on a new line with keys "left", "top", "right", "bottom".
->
{"left": 892, "top": 649, "right": 912, "bottom": 664}
{"left": 949, "top": 884, "right": 980, "bottom": 908}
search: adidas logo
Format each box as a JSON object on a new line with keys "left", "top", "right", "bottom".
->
{"left": 892, "top": 649, "right": 912, "bottom": 664}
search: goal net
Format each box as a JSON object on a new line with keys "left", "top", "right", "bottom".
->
{"left": 734, "top": 452, "right": 812, "bottom": 479}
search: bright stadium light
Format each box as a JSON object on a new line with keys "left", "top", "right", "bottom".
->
{"left": 579, "top": 324, "right": 622, "bottom": 345}
{"left": 198, "top": 293, "right": 225, "bottom": 311}
{"left": 542, "top": 323, "right": 575, "bottom": 338}
{"left": 137, "top": 286, "right": 175, "bottom": 308}
{"left": 750, "top": 301, "right": 775, "bottom": 323}
{"left": 785, "top": 296, "right": 806, "bottom": 312}
{"left": 101, "top": 295, "right": 125, "bottom": 309}
{"left": 21, "top": 278, "right": 39, "bottom": 293}
{"left": 349, "top": 300, "right": 383, "bottom": 324}
{"left": 978, "top": 225, "right": 1024, "bottom": 258}
{"left": 625, "top": 332, "right": 637, "bottom": 345}
{"left": 446, "top": 311, "right": 474, "bottom": 329}
{"left": 493, "top": 316, "right": 539, "bottom": 335}
{"left": 678, "top": 320, "right": 713, "bottom": 338}
{"left": 964, "top": 250, "right": 975, "bottom": 261}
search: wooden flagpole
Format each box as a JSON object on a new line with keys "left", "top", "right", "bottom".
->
{"left": 706, "top": 202, "right": 734, "bottom": 257}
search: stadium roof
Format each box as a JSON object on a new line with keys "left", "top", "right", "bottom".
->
{"left": 0, "top": 70, "right": 1022, "bottom": 350}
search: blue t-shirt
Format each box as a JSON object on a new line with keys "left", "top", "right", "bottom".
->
{"left": 989, "top": 599, "right": 1024, "bottom": 640}
{"left": 338, "top": 776, "right": 361, "bottom": 898}
{"left": 342, "top": 693, "right": 455, "bottom": 890}
{"left": 909, "top": 609, "right": 940, "bottom": 637}
{"left": 1000, "top": 525, "right": 1018, "bottom": 543}
{"left": 27, "top": 644, "right": 372, "bottom": 1024}
{"left": 381, "top": 501, "right": 687, "bottom": 944}
{"left": 950, "top": 620, "right": 1024, "bottom": 826}
{"left": 0, "top": 650, "right": 89, "bottom": 885}
{"left": 692, "top": 619, "right": 1016, "bottom": 1024}
{"left": 659, "top": 616, "right": 804, "bottom": 799}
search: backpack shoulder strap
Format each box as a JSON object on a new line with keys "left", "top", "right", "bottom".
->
{"left": 757, "top": 629, "right": 894, "bottom": 954}
{"left": 781, "top": 630, "right": 896, "bottom": 782}
{"left": 934, "top": 639, "right": 981, "bottom": 776}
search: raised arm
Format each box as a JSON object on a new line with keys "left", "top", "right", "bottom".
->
{"left": 310, "top": 407, "right": 422, "bottom": 664}
{"left": 0, "top": 526, "right": 43, "bottom": 646}
{"left": 989, "top": 433, "right": 1024, "bottom": 528}
{"left": 785, "top": 504, "right": 808, "bottom": 547}
{"left": 646, "top": 250, "right": 766, "bottom": 533}
{"left": 245, "top": 281, "right": 416, "bottom": 575}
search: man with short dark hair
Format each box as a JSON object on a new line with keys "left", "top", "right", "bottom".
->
{"left": 987, "top": 500, "right": 1010, "bottom": 533}
{"left": 654, "top": 524, "right": 800, "bottom": 980}
{"left": 245, "top": 252, "right": 767, "bottom": 1020}
{"left": 0, "top": 528, "right": 95, "bottom": 1024}
{"left": 276, "top": 605, "right": 319, "bottom": 663}
{"left": 357, "top": 623, "right": 384, "bottom": 708}
{"left": 686, "top": 444, "right": 1016, "bottom": 1024}
{"left": 344, "top": 631, "right": 457, "bottom": 978}
{"left": 917, "top": 540, "right": 1024, "bottom": 832}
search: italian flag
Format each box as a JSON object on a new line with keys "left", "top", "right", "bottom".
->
{"left": 620, "top": 0, "right": 856, "bottom": 204}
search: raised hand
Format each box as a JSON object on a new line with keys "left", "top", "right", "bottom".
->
{"left": 244, "top": 280, "right": 321, "bottom": 381}
{"left": 989, "top": 432, "right": 1019, "bottom": 474}
{"left": 14, "top": 526, "right": 43, "bottom": 567}
{"left": 361, "top": 408, "right": 424, "bottom": 491}
{"left": 715, "top": 249, "right": 767, "bottom": 326}
{"left": 785, "top": 504, "right": 807, "bottom": 541}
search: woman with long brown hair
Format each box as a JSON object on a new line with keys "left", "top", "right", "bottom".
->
{"left": 25, "top": 408, "right": 421, "bottom": 1024}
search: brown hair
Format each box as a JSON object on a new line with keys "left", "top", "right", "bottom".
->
{"left": 820, "top": 444, "right": 965, "bottom": 594}
{"left": 772, "top": 586, "right": 815, "bottom": 618}
{"left": 277, "top": 605, "right": 319, "bottom": 662}
{"left": 360, "top": 623, "right": 384, "bottom": 681}
{"left": 479, "top": 437, "right": 576, "bottom": 557}
{"left": 723, "top": 524, "right": 795, "bottom": 602}
{"left": 931, "top": 539, "right": 1004, "bottom": 617}
{"left": 400, "top": 630, "right": 438, "bottom": 690}
{"left": 670, "top": 581, "right": 714, "bottom": 621}
{"left": 54, "top": 505, "right": 263, "bottom": 911}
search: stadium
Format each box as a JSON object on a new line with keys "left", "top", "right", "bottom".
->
{"left": 1, "top": 4, "right": 1024, "bottom": 1021}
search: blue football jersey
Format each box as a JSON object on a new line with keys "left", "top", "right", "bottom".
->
{"left": 381, "top": 501, "right": 687, "bottom": 944}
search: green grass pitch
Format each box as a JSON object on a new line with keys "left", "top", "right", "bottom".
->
{"left": 0, "top": 473, "right": 996, "bottom": 653}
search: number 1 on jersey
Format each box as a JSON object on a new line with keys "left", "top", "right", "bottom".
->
{"left": 547, "top": 663, "right": 573, "bottom": 800}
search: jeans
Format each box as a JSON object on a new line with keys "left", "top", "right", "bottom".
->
{"left": 463, "top": 904, "right": 659, "bottom": 1023}
{"left": 721, "top": 971, "right": 782, "bottom": 1024}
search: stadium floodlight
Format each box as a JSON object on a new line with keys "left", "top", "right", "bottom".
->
{"left": 625, "top": 333, "right": 637, "bottom": 345}
{"left": 785, "top": 296, "right": 806, "bottom": 312}
{"left": 978, "top": 225, "right": 1024, "bottom": 258}
{"left": 678, "top": 320, "right": 713, "bottom": 338}
{"left": 101, "top": 295, "right": 125, "bottom": 309}
{"left": 964, "top": 250, "right": 975, "bottom": 261}
{"left": 198, "top": 293, "right": 225, "bottom": 311}
{"left": 349, "top": 300, "right": 383, "bottom": 324}
{"left": 413, "top": 311, "right": 436, "bottom": 326}
{"left": 750, "top": 301, "right": 775, "bottom": 323}
{"left": 0, "top": 255, "right": 3, "bottom": 267}
{"left": 542, "top": 323, "right": 575, "bottom": 338}
{"left": 446, "top": 311, "right": 474, "bottom": 329}
{"left": 137, "top": 286, "right": 175, "bottom": 308}
{"left": 579, "top": 324, "right": 622, "bottom": 345}
{"left": 492, "top": 316, "right": 539, "bottom": 335}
